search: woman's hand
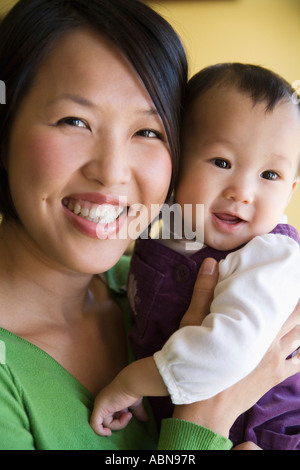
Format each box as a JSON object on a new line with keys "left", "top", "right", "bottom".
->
{"left": 174, "top": 309, "right": 300, "bottom": 438}
{"left": 173, "top": 258, "right": 300, "bottom": 439}
{"left": 180, "top": 257, "right": 219, "bottom": 328}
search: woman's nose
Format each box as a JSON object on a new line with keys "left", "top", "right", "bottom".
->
{"left": 82, "top": 137, "right": 131, "bottom": 187}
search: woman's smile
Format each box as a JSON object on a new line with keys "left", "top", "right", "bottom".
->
{"left": 7, "top": 29, "right": 172, "bottom": 273}
{"left": 62, "top": 198, "right": 125, "bottom": 224}
{"left": 62, "top": 196, "right": 128, "bottom": 239}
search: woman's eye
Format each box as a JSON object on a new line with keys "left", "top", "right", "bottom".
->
{"left": 261, "top": 170, "right": 279, "bottom": 181}
{"left": 136, "top": 129, "right": 162, "bottom": 139}
{"left": 212, "top": 158, "right": 231, "bottom": 169}
{"left": 57, "top": 117, "right": 89, "bottom": 129}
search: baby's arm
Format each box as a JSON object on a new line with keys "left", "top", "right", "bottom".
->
{"left": 91, "top": 257, "right": 219, "bottom": 436}
{"left": 90, "top": 357, "right": 168, "bottom": 436}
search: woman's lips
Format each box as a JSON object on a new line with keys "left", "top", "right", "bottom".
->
{"left": 62, "top": 197, "right": 125, "bottom": 224}
{"left": 62, "top": 194, "right": 128, "bottom": 239}
{"left": 65, "top": 192, "right": 124, "bottom": 206}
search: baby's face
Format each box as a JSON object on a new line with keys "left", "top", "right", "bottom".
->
{"left": 176, "top": 87, "right": 300, "bottom": 250}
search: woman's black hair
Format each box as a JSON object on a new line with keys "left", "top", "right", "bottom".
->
{"left": 0, "top": 0, "right": 188, "bottom": 220}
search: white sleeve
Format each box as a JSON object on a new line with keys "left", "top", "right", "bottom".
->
{"left": 153, "top": 233, "right": 300, "bottom": 404}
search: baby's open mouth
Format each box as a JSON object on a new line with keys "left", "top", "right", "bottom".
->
{"left": 62, "top": 198, "right": 125, "bottom": 224}
{"left": 214, "top": 213, "right": 245, "bottom": 224}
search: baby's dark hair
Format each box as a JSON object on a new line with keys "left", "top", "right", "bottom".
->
{"left": 185, "top": 62, "right": 300, "bottom": 113}
{"left": 185, "top": 63, "right": 300, "bottom": 175}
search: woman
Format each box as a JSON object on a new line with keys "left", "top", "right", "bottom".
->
{"left": 0, "top": 0, "right": 299, "bottom": 450}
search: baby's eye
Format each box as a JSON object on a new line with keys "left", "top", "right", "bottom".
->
{"left": 211, "top": 158, "right": 231, "bottom": 169}
{"left": 57, "top": 117, "right": 90, "bottom": 129}
{"left": 136, "top": 129, "right": 163, "bottom": 139}
{"left": 261, "top": 170, "right": 279, "bottom": 181}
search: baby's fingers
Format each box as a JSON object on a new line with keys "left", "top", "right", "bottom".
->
{"left": 104, "top": 409, "right": 133, "bottom": 432}
{"left": 91, "top": 410, "right": 133, "bottom": 436}
{"left": 90, "top": 415, "right": 113, "bottom": 437}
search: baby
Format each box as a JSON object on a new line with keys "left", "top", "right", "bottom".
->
{"left": 90, "top": 63, "right": 300, "bottom": 441}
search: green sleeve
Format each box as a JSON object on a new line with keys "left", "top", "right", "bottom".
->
{"left": 0, "top": 365, "right": 35, "bottom": 450}
{"left": 158, "top": 419, "right": 233, "bottom": 450}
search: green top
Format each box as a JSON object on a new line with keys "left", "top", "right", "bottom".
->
{"left": 0, "top": 257, "right": 232, "bottom": 450}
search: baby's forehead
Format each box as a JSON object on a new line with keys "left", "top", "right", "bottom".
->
{"left": 189, "top": 80, "right": 300, "bottom": 109}
{"left": 185, "top": 86, "right": 300, "bottom": 128}
{"left": 181, "top": 91, "right": 300, "bottom": 159}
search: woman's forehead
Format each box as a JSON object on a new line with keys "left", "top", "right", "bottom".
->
{"left": 25, "top": 28, "right": 155, "bottom": 112}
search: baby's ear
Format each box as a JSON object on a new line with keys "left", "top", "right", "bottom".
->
{"left": 292, "top": 177, "right": 299, "bottom": 193}
{"left": 286, "top": 177, "right": 299, "bottom": 206}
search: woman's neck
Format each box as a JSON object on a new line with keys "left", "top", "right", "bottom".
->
{"left": 0, "top": 220, "right": 127, "bottom": 394}
{"left": 0, "top": 220, "right": 94, "bottom": 330}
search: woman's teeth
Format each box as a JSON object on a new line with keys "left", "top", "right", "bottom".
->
{"left": 63, "top": 198, "right": 124, "bottom": 224}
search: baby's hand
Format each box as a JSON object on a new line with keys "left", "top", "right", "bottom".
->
{"left": 90, "top": 379, "right": 148, "bottom": 436}
{"left": 90, "top": 357, "right": 167, "bottom": 436}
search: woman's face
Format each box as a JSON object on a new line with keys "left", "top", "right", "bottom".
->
{"left": 7, "top": 29, "right": 172, "bottom": 274}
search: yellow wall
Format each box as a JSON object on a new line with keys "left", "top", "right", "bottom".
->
{"left": 1, "top": 0, "right": 300, "bottom": 230}
{"left": 148, "top": 0, "right": 300, "bottom": 231}
{"left": 0, "top": 0, "right": 17, "bottom": 16}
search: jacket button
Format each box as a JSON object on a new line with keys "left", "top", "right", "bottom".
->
{"left": 174, "top": 264, "right": 190, "bottom": 283}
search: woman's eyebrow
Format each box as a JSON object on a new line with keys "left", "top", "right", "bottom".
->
{"left": 135, "top": 108, "right": 160, "bottom": 119}
{"left": 48, "top": 93, "right": 159, "bottom": 116}
{"left": 48, "top": 93, "right": 96, "bottom": 108}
